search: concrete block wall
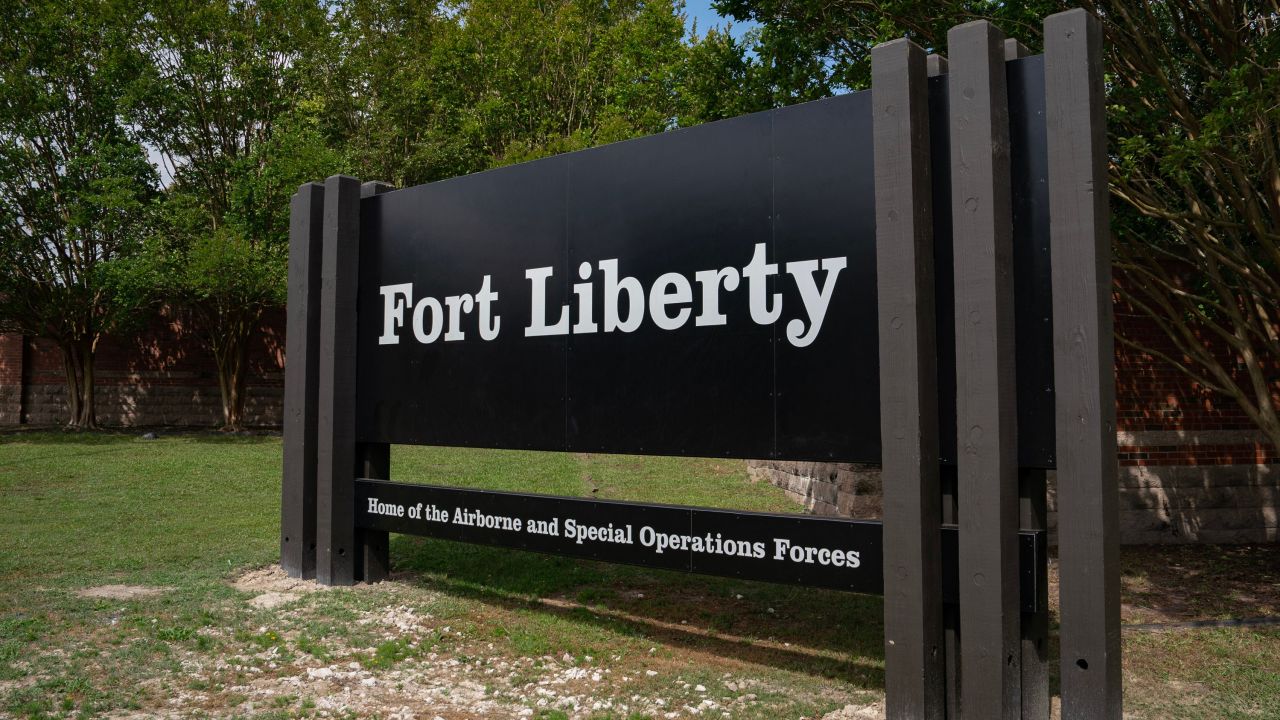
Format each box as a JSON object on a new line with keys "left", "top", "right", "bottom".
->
{"left": 1049, "top": 464, "right": 1278, "bottom": 545}
{"left": 749, "top": 459, "right": 1278, "bottom": 545}
{"left": 19, "top": 382, "right": 284, "bottom": 428}
{"left": 747, "top": 460, "right": 883, "bottom": 519}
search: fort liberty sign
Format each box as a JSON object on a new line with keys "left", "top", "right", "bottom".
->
{"left": 281, "top": 10, "right": 1118, "bottom": 720}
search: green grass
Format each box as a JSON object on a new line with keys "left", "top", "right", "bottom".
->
{"left": 1, "top": 430, "right": 1276, "bottom": 719}
{"left": 0, "top": 432, "right": 282, "bottom": 586}
{"left": 0, "top": 431, "right": 880, "bottom": 718}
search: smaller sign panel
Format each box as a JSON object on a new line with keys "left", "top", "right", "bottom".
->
{"left": 355, "top": 479, "right": 885, "bottom": 593}
{"left": 354, "top": 479, "right": 1045, "bottom": 610}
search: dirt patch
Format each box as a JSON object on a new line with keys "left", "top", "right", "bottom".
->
{"left": 77, "top": 585, "right": 174, "bottom": 600}
{"left": 232, "top": 565, "right": 347, "bottom": 609}
{"left": 232, "top": 565, "right": 333, "bottom": 594}
{"left": 822, "top": 700, "right": 885, "bottom": 719}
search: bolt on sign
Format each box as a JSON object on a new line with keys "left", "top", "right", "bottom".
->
{"left": 281, "top": 10, "right": 1119, "bottom": 720}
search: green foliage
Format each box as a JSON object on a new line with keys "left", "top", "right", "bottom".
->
{"left": 712, "top": 0, "right": 1056, "bottom": 96}
{"left": 127, "top": 0, "right": 331, "bottom": 222}
{"left": 1086, "top": 1, "right": 1280, "bottom": 450}
{"left": 178, "top": 230, "right": 287, "bottom": 310}
{"left": 0, "top": 0, "right": 158, "bottom": 427}
{"left": 227, "top": 108, "right": 345, "bottom": 251}
{"left": 678, "top": 26, "right": 769, "bottom": 124}
{"left": 328, "top": 0, "right": 690, "bottom": 186}
{"left": 125, "top": 0, "right": 336, "bottom": 429}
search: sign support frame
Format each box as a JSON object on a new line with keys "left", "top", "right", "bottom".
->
{"left": 873, "top": 36, "right": 947, "bottom": 720}
{"left": 284, "top": 10, "right": 1121, "bottom": 715}
{"left": 1045, "top": 9, "right": 1122, "bottom": 719}
{"left": 281, "top": 181, "right": 325, "bottom": 579}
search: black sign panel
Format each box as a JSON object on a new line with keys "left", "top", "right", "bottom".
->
{"left": 355, "top": 479, "right": 885, "bottom": 593}
{"left": 354, "top": 479, "right": 1045, "bottom": 609}
{"left": 356, "top": 56, "right": 1054, "bottom": 466}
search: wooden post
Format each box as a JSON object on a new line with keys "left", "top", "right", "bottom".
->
{"left": 927, "top": 54, "right": 949, "bottom": 78}
{"left": 948, "top": 20, "right": 1021, "bottom": 718}
{"left": 925, "top": 50, "right": 962, "bottom": 719}
{"left": 874, "top": 37, "right": 946, "bottom": 720}
{"left": 281, "top": 182, "right": 324, "bottom": 579}
{"left": 316, "top": 174, "right": 362, "bottom": 586}
{"left": 1019, "top": 467, "right": 1050, "bottom": 719}
{"left": 356, "top": 180, "right": 394, "bottom": 583}
{"left": 1045, "top": 9, "right": 1122, "bottom": 718}
{"left": 1002, "top": 32, "right": 1051, "bottom": 720}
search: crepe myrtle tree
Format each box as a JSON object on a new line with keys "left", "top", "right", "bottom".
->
{"left": 150, "top": 110, "right": 342, "bottom": 431}
{"left": 0, "top": 0, "right": 158, "bottom": 429}
{"left": 126, "top": 0, "right": 336, "bottom": 430}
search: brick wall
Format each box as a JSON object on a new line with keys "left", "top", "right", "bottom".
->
{"left": 1113, "top": 298, "right": 1279, "bottom": 468}
{"left": 0, "top": 333, "right": 22, "bottom": 425}
{"left": 0, "top": 308, "right": 285, "bottom": 428}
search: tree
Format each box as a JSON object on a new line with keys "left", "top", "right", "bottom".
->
{"left": 709, "top": 0, "right": 1280, "bottom": 452}
{"left": 324, "top": 0, "right": 690, "bottom": 186}
{"left": 677, "top": 25, "right": 770, "bottom": 125}
{"left": 148, "top": 110, "right": 343, "bottom": 430}
{"left": 1089, "top": 0, "right": 1280, "bottom": 455}
{"left": 0, "top": 0, "right": 157, "bottom": 429}
{"left": 127, "top": 0, "right": 333, "bottom": 430}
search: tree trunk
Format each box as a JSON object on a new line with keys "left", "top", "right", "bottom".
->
{"left": 212, "top": 312, "right": 257, "bottom": 432}
{"left": 60, "top": 339, "right": 98, "bottom": 430}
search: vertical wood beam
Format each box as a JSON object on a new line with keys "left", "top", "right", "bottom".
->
{"left": 281, "top": 182, "right": 324, "bottom": 579}
{"left": 1020, "top": 467, "right": 1050, "bottom": 719}
{"left": 948, "top": 19, "right": 1021, "bottom": 718}
{"left": 926, "top": 49, "right": 961, "bottom": 719}
{"left": 927, "top": 54, "right": 949, "bottom": 77}
{"left": 356, "top": 180, "right": 394, "bottom": 583}
{"left": 316, "top": 174, "right": 362, "bottom": 586}
{"left": 874, "top": 37, "right": 946, "bottom": 720}
{"left": 1006, "top": 29, "right": 1050, "bottom": 720}
{"left": 1045, "top": 9, "right": 1122, "bottom": 719}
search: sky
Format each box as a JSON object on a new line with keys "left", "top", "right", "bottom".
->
{"left": 682, "top": 0, "right": 759, "bottom": 41}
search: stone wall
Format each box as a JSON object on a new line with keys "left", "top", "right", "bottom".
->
{"left": 19, "top": 382, "right": 284, "bottom": 428}
{"left": 1057, "top": 463, "right": 1279, "bottom": 545}
{"left": 750, "top": 459, "right": 1279, "bottom": 545}
{"left": 746, "top": 460, "right": 883, "bottom": 519}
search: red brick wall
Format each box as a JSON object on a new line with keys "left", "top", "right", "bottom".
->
{"left": 1113, "top": 293, "right": 1279, "bottom": 467}
{"left": 1, "top": 308, "right": 285, "bottom": 427}
{"left": 0, "top": 333, "right": 22, "bottom": 424}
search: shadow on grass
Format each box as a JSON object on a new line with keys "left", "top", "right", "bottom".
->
{"left": 388, "top": 534, "right": 887, "bottom": 689}
{"left": 0, "top": 429, "right": 141, "bottom": 446}
{"left": 1116, "top": 543, "right": 1280, "bottom": 622}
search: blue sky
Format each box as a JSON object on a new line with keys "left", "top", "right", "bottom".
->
{"left": 682, "top": 0, "right": 759, "bottom": 41}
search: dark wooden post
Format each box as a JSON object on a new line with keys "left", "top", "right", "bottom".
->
{"left": 1019, "top": 467, "right": 1050, "bottom": 719}
{"left": 316, "top": 174, "right": 362, "bottom": 586}
{"left": 1045, "top": 9, "right": 1122, "bottom": 718}
{"left": 356, "top": 180, "right": 394, "bottom": 583}
{"left": 874, "top": 37, "right": 946, "bottom": 720}
{"left": 948, "top": 19, "right": 1021, "bottom": 718}
{"left": 281, "top": 182, "right": 325, "bottom": 579}
{"left": 925, "top": 50, "right": 964, "bottom": 719}
{"left": 1002, "top": 33, "right": 1052, "bottom": 720}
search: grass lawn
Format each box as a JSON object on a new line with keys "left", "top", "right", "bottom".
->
{"left": 0, "top": 431, "right": 1277, "bottom": 719}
